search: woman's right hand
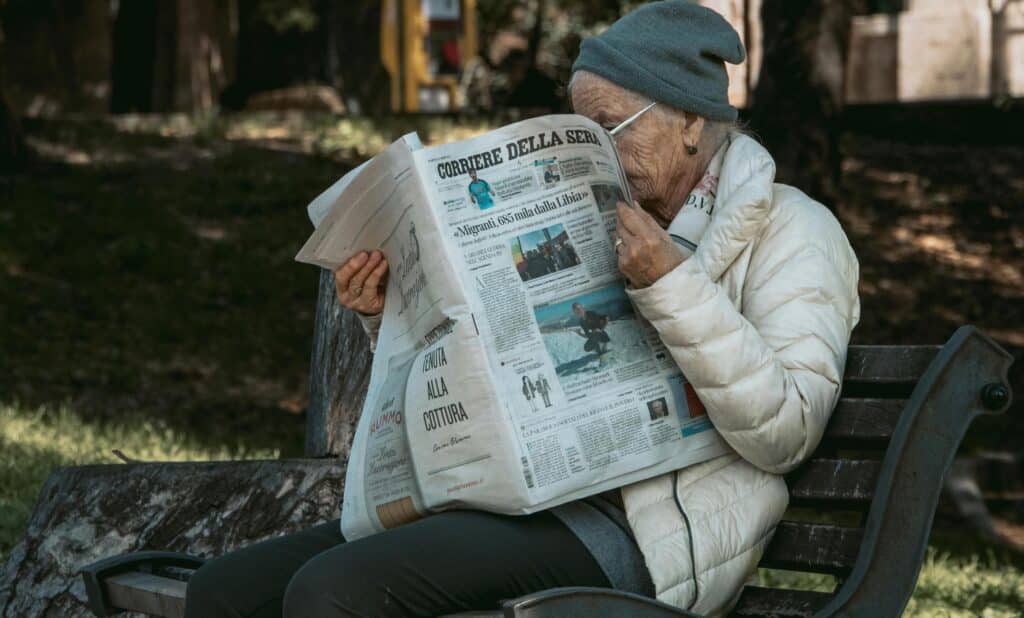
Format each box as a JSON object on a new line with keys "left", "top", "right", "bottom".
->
{"left": 334, "top": 250, "right": 388, "bottom": 316}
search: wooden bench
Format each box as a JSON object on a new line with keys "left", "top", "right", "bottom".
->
{"left": 80, "top": 325, "right": 1014, "bottom": 617}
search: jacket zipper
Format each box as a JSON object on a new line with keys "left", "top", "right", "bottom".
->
{"left": 672, "top": 470, "right": 700, "bottom": 612}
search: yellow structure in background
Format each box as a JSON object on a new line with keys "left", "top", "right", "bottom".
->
{"left": 381, "top": 0, "right": 478, "bottom": 112}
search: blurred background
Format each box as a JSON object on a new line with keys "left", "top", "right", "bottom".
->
{"left": 0, "top": 1, "right": 1022, "bottom": 614}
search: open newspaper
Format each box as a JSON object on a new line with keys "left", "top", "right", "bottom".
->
{"left": 296, "top": 114, "right": 728, "bottom": 540}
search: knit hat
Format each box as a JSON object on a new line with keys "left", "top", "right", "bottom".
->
{"left": 571, "top": 1, "right": 745, "bottom": 122}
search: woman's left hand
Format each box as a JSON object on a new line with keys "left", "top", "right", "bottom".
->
{"left": 615, "top": 201, "right": 686, "bottom": 288}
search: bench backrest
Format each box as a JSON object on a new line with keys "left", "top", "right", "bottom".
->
{"left": 733, "top": 327, "right": 1013, "bottom": 617}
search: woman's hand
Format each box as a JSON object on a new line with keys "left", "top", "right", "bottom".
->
{"left": 615, "top": 201, "right": 685, "bottom": 288}
{"left": 334, "top": 250, "right": 388, "bottom": 316}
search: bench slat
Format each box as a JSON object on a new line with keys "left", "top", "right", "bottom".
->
{"left": 154, "top": 565, "right": 199, "bottom": 582}
{"left": 731, "top": 586, "right": 834, "bottom": 618}
{"left": 843, "top": 346, "right": 939, "bottom": 384}
{"left": 105, "top": 572, "right": 186, "bottom": 618}
{"left": 760, "top": 522, "right": 863, "bottom": 574}
{"left": 787, "top": 459, "right": 882, "bottom": 504}
{"left": 824, "top": 398, "right": 904, "bottom": 442}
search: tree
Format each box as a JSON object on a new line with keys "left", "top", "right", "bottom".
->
{"left": 110, "top": 0, "right": 158, "bottom": 112}
{"left": 111, "top": 0, "right": 237, "bottom": 113}
{"left": 0, "top": 0, "right": 26, "bottom": 170}
{"left": 306, "top": 269, "right": 373, "bottom": 458}
{"left": 747, "top": 0, "right": 867, "bottom": 206}
{"left": 0, "top": 459, "right": 344, "bottom": 615}
{"left": 321, "top": 0, "right": 389, "bottom": 114}
{"left": 229, "top": 0, "right": 390, "bottom": 112}
{"left": 155, "top": 0, "right": 237, "bottom": 112}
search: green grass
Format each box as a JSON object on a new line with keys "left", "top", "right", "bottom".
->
{"left": 2, "top": 117, "right": 334, "bottom": 457}
{"left": 906, "top": 549, "right": 1024, "bottom": 617}
{"left": 758, "top": 550, "right": 1024, "bottom": 617}
{"left": 0, "top": 401, "right": 279, "bottom": 561}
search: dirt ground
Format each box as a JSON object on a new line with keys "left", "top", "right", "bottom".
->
{"left": 837, "top": 133, "right": 1024, "bottom": 453}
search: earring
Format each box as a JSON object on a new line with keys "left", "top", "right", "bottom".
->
{"left": 686, "top": 145, "right": 698, "bottom": 156}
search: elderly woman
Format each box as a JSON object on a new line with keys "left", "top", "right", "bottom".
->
{"left": 185, "top": 2, "right": 859, "bottom": 617}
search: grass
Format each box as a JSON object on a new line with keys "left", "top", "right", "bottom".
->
{"left": 3, "top": 116, "right": 339, "bottom": 458}
{"left": 758, "top": 549, "right": 1024, "bottom": 617}
{"left": 906, "top": 549, "right": 1024, "bottom": 617}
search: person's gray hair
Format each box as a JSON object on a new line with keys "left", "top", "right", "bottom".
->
{"left": 568, "top": 69, "right": 737, "bottom": 168}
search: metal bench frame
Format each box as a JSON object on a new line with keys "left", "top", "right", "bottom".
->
{"left": 80, "top": 326, "right": 1014, "bottom": 617}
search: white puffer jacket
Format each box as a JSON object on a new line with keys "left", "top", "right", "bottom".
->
{"left": 621, "top": 133, "right": 860, "bottom": 616}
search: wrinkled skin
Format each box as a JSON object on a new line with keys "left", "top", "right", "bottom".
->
{"left": 334, "top": 250, "right": 388, "bottom": 315}
{"left": 570, "top": 71, "right": 712, "bottom": 288}
{"left": 614, "top": 200, "right": 686, "bottom": 288}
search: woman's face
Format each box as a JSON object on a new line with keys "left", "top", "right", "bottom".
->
{"left": 570, "top": 71, "right": 705, "bottom": 227}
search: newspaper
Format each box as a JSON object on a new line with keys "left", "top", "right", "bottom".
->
{"left": 296, "top": 115, "right": 729, "bottom": 540}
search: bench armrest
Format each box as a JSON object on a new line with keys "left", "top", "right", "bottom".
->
{"left": 80, "top": 551, "right": 204, "bottom": 617}
{"left": 817, "top": 325, "right": 1014, "bottom": 616}
{"left": 501, "top": 587, "right": 702, "bottom": 617}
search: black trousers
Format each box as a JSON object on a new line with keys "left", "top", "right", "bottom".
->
{"left": 183, "top": 509, "right": 611, "bottom": 618}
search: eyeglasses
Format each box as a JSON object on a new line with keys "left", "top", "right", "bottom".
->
{"left": 608, "top": 101, "right": 657, "bottom": 140}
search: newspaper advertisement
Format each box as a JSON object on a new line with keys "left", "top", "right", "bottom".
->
{"left": 296, "top": 115, "right": 729, "bottom": 541}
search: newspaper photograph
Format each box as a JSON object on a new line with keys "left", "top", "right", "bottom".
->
{"left": 296, "top": 114, "right": 728, "bottom": 540}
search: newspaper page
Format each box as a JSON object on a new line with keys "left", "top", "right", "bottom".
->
{"left": 409, "top": 115, "right": 728, "bottom": 515}
{"left": 296, "top": 115, "right": 729, "bottom": 541}
{"left": 297, "top": 134, "right": 525, "bottom": 541}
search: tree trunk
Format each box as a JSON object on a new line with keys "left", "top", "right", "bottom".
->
{"left": 111, "top": 0, "right": 159, "bottom": 112}
{"left": 0, "top": 459, "right": 343, "bottom": 616}
{"left": 0, "top": 91, "right": 23, "bottom": 170}
{"left": 0, "top": 8, "right": 26, "bottom": 170}
{"left": 747, "top": 0, "right": 864, "bottom": 206}
{"left": 527, "top": 0, "right": 547, "bottom": 68}
{"left": 326, "top": 0, "right": 390, "bottom": 114}
{"left": 305, "top": 269, "right": 373, "bottom": 458}
{"left": 45, "top": 0, "right": 82, "bottom": 110}
{"left": 149, "top": 0, "right": 237, "bottom": 112}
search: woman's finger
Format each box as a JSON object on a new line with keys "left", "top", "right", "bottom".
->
{"left": 631, "top": 200, "right": 661, "bottom": 227}
{"left": 335, "top": 251, "right": 369, "bottom": 290}
{"left": 617, "top": 201, "right": 649, "bottom": 236}
{"left": 616, "top": 215, "right": 641, "bottom": 251}
{"left": 363, "top": 257, "right": 389, "bottom": 293}
{"left": 349, "top": 251, "right": 382, "bottom": 293}
{"left": 632, "top": 207, "right": 664, "bottom": 240}
{"left": 616, "top": 203, "right": 639, "bottom": 238}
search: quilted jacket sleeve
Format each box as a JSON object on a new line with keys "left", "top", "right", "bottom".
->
{"left": 626, "top": 198, "right": 860, "bottom": 474}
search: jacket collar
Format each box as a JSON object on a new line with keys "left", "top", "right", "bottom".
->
{"left": 686, "top": 133, "right": 776, "bottom": 281}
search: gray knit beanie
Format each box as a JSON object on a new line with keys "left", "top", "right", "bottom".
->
{"left": 571, "top": 1, "right": 745, "bottom": 122}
